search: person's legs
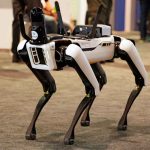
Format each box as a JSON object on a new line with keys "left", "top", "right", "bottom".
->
{"left": 44, "top": 15, "right": 57, "bottom": 34}
{"left": 104, "top": 0, "right": 112, "bottom": 25}
{"left": 145, "top": 0, "right": 150, "bottom": 41}
{"left": 11, "top": 0, "right": 24, "bottom": 62}
{"left": 139, "top": 0, "right": 149, "bottom": 40}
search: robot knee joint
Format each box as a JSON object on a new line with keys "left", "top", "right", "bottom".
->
{"left": 118, "top": 39, "right": 136, "bottom": 60}
{"left": 65, "top": 44, "right": 82, "bottom": 60}
{"left": 85, "top": 86, "right": 96, "bottom": 96}
{"left": 48, "top": 81, "right": 56, "bottom": 94}
{"left": 42, "top": 79, "right": 56, "bottom": 94}
{"left": 119, "top": 39, "right": 135, "bottom": 54}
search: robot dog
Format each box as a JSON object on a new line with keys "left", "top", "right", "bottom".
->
{"left": 17, "top": 1, "right": 148, "bottom": 145}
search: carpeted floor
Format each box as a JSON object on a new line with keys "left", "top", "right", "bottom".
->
{"left": 0, "top": 40, "right": 150, "bottom": 150}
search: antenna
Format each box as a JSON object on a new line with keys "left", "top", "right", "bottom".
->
{"left": 55, "top": 1, "right": 67, "bottom": 35}
{"left": 88, "top": 4, "right": 105, "bottom": 38}
{"left": 19, "top": 14, "right": 31, "bottom": 41}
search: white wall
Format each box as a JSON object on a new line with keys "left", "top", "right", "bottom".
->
{"left": 0, "top": 0, "right": 13, "bottom": 49}
{"left": 125, "top": 0, "right": 136, "bottom": 31}
{"left": 78, "top": 0, "right": 87, "bottom": 25}
{"left": 0, "top": 9, "right": 13, "bottom": 49}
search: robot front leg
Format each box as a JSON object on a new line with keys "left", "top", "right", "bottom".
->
{"left": 81, "top": 63, "right": 107, "bottom": 127}
{"left": 64, "top": 44, "right": 100, "bottom": 145}
{"left": 116, "top": 39, "right": 148, "bottom": 130}
{"left": 18, "top": 48, "right": 56, "bottom": 140}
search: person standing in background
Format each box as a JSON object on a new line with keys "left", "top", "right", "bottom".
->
{"left": 85, "top": 0, "right": 112, "bottom": 25}
{"left": 139, "top": 0, "right": 150, "bottom": 42}
{"left": 41, "top": 0, "right": 57, "bottom": 34}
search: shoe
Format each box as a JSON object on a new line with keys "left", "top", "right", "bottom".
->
{"left": 12, "top": 54, "right": 22, "bottom": 63}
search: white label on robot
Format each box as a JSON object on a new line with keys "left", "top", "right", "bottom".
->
{"left": 31, "top": 31, "right": 38, "bottom": 40}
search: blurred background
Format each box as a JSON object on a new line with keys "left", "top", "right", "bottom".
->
{"left": 0, "top": 0, "right": 150, "bottom": 49}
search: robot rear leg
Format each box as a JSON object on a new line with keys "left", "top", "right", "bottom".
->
{"left": 116, "top": 39, "right": 148, "bottom": 130}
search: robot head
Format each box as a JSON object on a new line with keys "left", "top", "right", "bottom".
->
{"left": 30, "top": 7, "right": 48, "bottom": 44}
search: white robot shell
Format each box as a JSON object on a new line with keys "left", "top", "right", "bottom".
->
{"left": 17, "top": 35, "right": 148, "bottom": 87}
{"left": 17, "top": 40, "right": 27, "bottom": 51}
{"left": 83, "top": 36, "right": 115, "bottom": 63}
{"left": 66, "top": 44, "right": 100, "bottom": 95}
{"left": 119, "top": 39, "right": 148, "bottom": 86}
{"left": 26, "top": 42, "right": 57, "bottom": 70}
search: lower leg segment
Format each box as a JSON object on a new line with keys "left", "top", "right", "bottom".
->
{"left": 64, "top": 94, "right": 96, "bottom": 145}
{"left": 117, "top": 86, "right": 143, "bottom": 130}
{"left": 26, "top": 92, "right": 53, "bottom": 140}
{"left": 81, "top": 63, "right": 107, "bottom": 127}
{"left": 80, "top": 98, "right": 94, "bottom": 126}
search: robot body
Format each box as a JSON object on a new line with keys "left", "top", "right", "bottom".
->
{"left": 18, "top": 35, "right": 148, "bottom": 86}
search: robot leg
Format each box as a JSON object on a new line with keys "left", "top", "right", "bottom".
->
{"left": 81, "top": 63, "right": 107, "bottom": 126}
{"left": 116, "top": 39, "right": 148, "bottom": 130}
{"left": 63, "top": 44, "right": 99, "bottom": 145}
{"left": 18, "top": 46, "right": 56, "bottom": 140}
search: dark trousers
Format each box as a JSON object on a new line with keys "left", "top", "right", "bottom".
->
{"left": 44, "top": 15, "right": 57, "bottom": 34}
{"left": 140, "top": 0, "right": 150, "bottom": 40}
{"left": 11, "top": 0, "right": 24, "bottom": 56}
{"left": 85, "top": 0, "right": 112, "bottom": 25}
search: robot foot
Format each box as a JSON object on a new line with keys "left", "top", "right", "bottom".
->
{"left": 117, "top": 116, "right": 127, "bottom": 131}
{"left": 25, "top": 132, "right": 36, "bottom": 140}
{"left": 64, "top": 137, "right": 74, "bottom": 145}
{"left": 117, "top": 124, "right": 127, "bottom": 131}
{"left": 25, "top": 126, "right": 36, "bottom": 140}
{"left": 80, "top": 120, "right": 90, "bottom": 127}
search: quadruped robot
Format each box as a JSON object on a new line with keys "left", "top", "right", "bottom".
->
{"left": 17, "top": 1, "right": 148, "bottom": 145}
